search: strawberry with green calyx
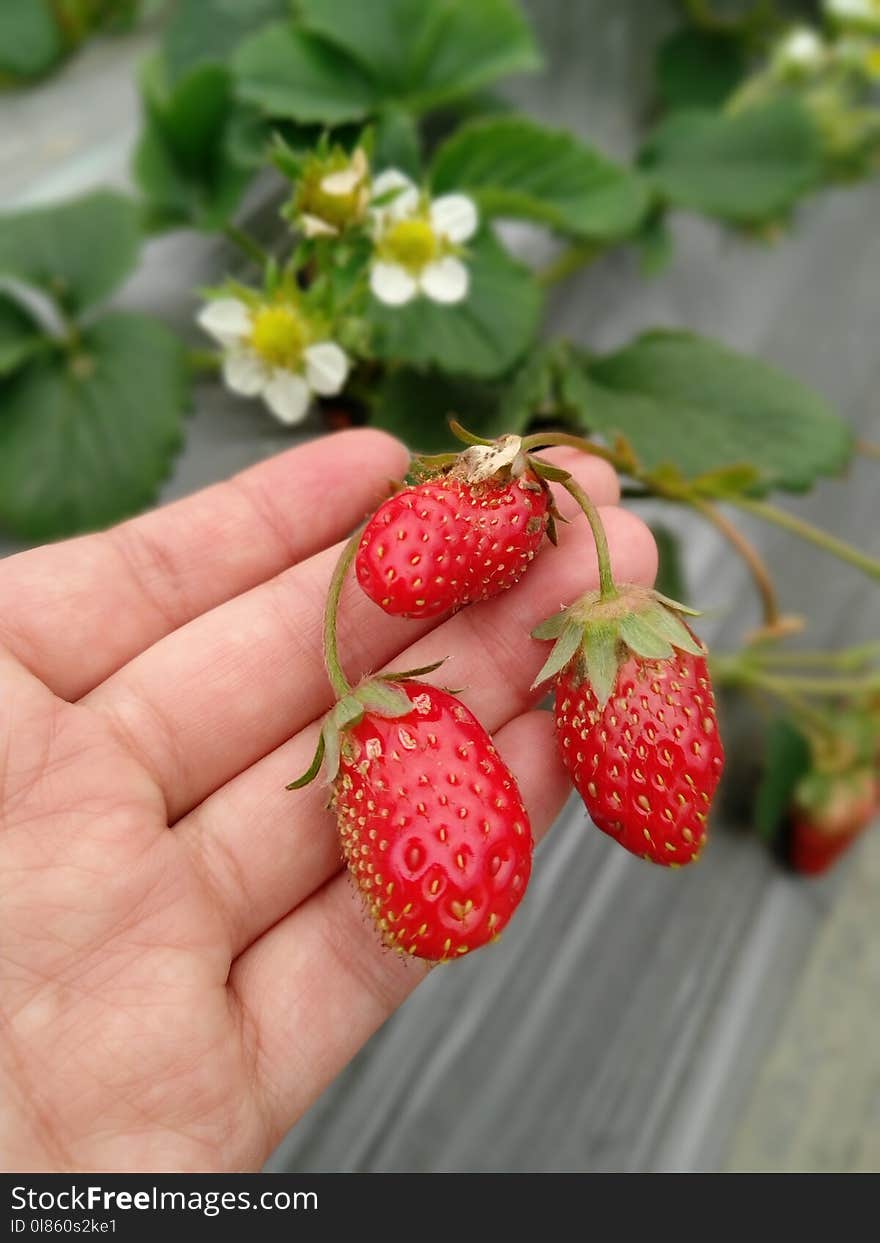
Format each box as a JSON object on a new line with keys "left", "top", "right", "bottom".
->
{"left": 289, "top": 530, "right": 533, "bottom": 962}
{"left": 355, "top": 425, "right": 567, "bottom": 620}
{"left": 788, "top": 766, "right": 877, "bottom": 876}
{"left": 531, "top": 478, "right": 724, "bottom": 866}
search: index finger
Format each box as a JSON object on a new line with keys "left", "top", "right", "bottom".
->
{"left": 0, "top": 429, "right": 409, "bottom": 700}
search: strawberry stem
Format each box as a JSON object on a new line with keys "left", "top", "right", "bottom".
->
{"left": 520, "top": 430, "right": 617, "bottom": 466}
{"left": 731, "top": 497, "right": 880, "bottom": 583}
{"left": 323, "top": 528, "right": 363, "bottom": 700}
{"left": 690, "top": 497, "right": 781, "bottom": 628}
{"left": 750, "top": 640, "right": 880, "bottom": 671}
{"left": 560, "top": 476, "right": 617, "bottom": 601}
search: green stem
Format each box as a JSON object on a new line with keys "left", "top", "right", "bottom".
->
{"left": 521, "top": 430, "right": 618, "bottom": 467}
{"left": 711, "top": 659, "right": 838, "bottom": 740}
{"left": 537, "top": 241, "right": 605, "bottom": 288}
{"left": 561, "top": 477, "right": 617, "bottom": 601}
{"left": 323, "top": 528, "right": 364, "bottom": 700}
{"left": 187, "top": 348, "right": 221, "bottom": 375}
{"left": 732, "top": 497, "right": 880, "bottom": 583}
{"left": 752, "top": 640, "right": 880, "bottom": 671}
{"left": 223, "top": 223, "right": 269, "bottom": 268}
{"left": 690, "top": 497, "right": 781, "bottom": 628}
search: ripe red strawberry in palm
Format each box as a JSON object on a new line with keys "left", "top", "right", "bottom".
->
{"left": 356, "top": 439, "right": 551, "bottom": 620}
{"left": 534, "top": 585, "right": 724, "bottom": 866}
{"left": 293, "top": 679, "right": 533, "bottom": 961}
{"left": 789, "top": 767, "right": 877, "bottom": 876}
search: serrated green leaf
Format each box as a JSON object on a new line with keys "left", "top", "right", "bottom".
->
{"left": 656, "top": 28, "right": 747, "bottom": 112}
{"left": 585, "top": 625, "right": 619, "bottom": 707}
{"left": 571, "top": 331, "right": 852, "bottom": 495}
{"left": 532, "top": 624, "right": 583, "bottom": 689}
{"left": 755, "top": 717, "right": 812, "bottom": 843}
{"left": 234, "top": 23, "right": 379, "bottom": 123}
{"left": 531, "top": 609, "right": 570, "bottom": 641}
{"left": 0, "top": 313, "right": 187, "bottom": 540}
{"left": 640, "top": 602, "right": 704, "bottom": 655}
{"left": 135, "top": 60, "right": 252, "bottom": 231}
{"left": 371, "top": 369, "right": 506, "bottom": 452}
{"left": 161, "top": 0, "right": 289, "bottom": 82}
{"left": 641, "top": 97, "right": 821, "bottom": 224}
{"left": 368, "top": 230, "right": 541, "bottom": 378}
{"left": 355, "top": 682, "right": 414, "bottom": 718}
{"left": 0, "top": 0, "right": 62, "bottom": 79}
{"left": 619, "top": 614, "right": 674, "bottom": 660}
{"left": 298, "top": 0, "right": 540, "bottom": 114}
{"left": 432, "top": 116, "right": 650, "bottom": 240}
{"left": 0, "top": 191, "right": 141, "bottom": 315}
{"left": 0, "top": 295, "right": 47, "bottom": 376}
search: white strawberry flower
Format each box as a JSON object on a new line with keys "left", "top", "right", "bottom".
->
{"left": 368, "top": 169, "right": 478, "bottom": 307}
{"left": 824, "top": 0, "right": 880, "bottom": 28}
{"left": 774, "top": 26, "right": 826, "bottom": 71}
{"left": 197, "top": 296, "right": 349, "bottom": 425}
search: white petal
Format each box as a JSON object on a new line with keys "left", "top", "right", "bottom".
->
{"left": 430, "top": 194, "right": 478, "bottom": 243}
{"left": 300, "top": 212, "right": 338, "bottom": 238}
{"left": 370, "top": 168, "right": 419, "bottom": 225}
{"left": 262, "top": 371, "right": 311, "bottom": 425}
{"left": 197, "top": 298, "right": 251, "bottom": 345}
{"left": 370, "top": 261, "right": 418, "bottom": 306}
{"left": 321, "top": 166, "right": 361, "bottom": 195}
{"left": 304, "top": 342, "right": 350, "bottom": 396}
{"left": 420, "top": 257, "right": 469, "bottom": 304}
{"left": 222, "top": 349, "right": 268, "bottom": 397}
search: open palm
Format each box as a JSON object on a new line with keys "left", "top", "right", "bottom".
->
{"left": 0, "top": 430, "right": 655, "bottom": 1172}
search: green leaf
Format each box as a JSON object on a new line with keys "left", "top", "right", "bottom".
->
{"left": 0, "top": 313, "right": 187, "bottom": 540}
{"left": 371, "top": 369, "right": 507, "bottom": 452}
{"left": 233, "top": 22, "right": 379, "bottom": 123}
{"left": 432, "top": 116, "right": 650, "bottom": 240}
{"left": 367, "top": 230, "right": 542, "bottom": 378}
{"left": 640, "top": 97, "right": 822, "bottom": 224}
{"left": 651, "top": 525, "right": 689, "bottom": 606}
{"left": 0, "top": 191, "right": 141, "bottom": 315}
{"left": 656, "top": 28, "right": 747, "bottom": 112}
{"left": 0, "top": 295, "right": 47, "bottom": 376}
{"left": 161, "top": 0, "right": 290, "bottom": 82}
{"left": 134, "top": 60, "right": 252, "bottom": 231}
{"left": 571, "top": 331, "right": 852, "bottom": 495}
{"left": 0, "top": 0, "right": 62, "bottom": 79}
{"left": 755, "top": 717, "right": 812, "bottom": 843}
{"left": 373, "top": 108, "right": 422, "bottom": 179}
{"left": 298, "top": 0, "right": 541, "bottom": 113}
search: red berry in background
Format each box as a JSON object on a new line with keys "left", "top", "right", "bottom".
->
{"left": 788, "top": 767, "right": 877, "bottom": 876}
{"left": 533, "top": 585, "right": 725, "bottom": 867}
{"left": 330, "top": 682, "right": 533, "bottom": 961}
{"left": 356, "top": 460, "right": 550, "bottom": 620}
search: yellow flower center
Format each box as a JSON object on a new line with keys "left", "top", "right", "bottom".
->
{"left": 250, "top": 305, "right": 307, "bottom": 370}
{"left": 379, "top": 218, "right": 439, "bottom": 273}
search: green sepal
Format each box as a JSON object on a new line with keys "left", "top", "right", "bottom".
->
{"left": 585, "top": 624, "right": 620, "bottom": 708}
{"left": 618, "top": 613, "right": 674, "bottom": 660}
{"left": 354, "top": 681, "right": 414, "bottom": 718}
{"left": 529, "top": 458, "right": 572, "bottom": 484}
{"left": 651, "top": 590, "right": 702, "bottom": 618}
{"left": 531, "top": 623, "right": 583, "bottom": 689}
{"left": 333, "top": 695, "right": 366, "bottom": 729}
{"left": 322, "top": 717, "right": 342, "bottom": 784}
{"left": 379, "top": 659, "right": 447, "bottom": 681}
{"left": 531, "top": 609, "right": 570, "bottom": 641}
{"left": 639, "top": 601, "right": 705, "bottom": 655}
{"left": 286, "top": 732, "right": 326, "bottom": 789}
{"left": 448, "top": 418, "right": 494, "bottom": 447}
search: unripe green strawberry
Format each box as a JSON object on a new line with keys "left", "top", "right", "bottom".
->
{"left": 533, "top": 585, "right": 724, "bottom": 866}
{"left": 356, "top": 438, "right": 552, "bottom": 620}
{"left": 333, "top": 682, "right": 532, "bottom": 960}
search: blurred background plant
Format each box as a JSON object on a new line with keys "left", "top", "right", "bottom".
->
{"left": 1, "top": 0, "right": 878, "bottom": 875}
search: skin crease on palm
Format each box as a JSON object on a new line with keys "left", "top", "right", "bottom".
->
{"left": 0, "top": 429, "right": 657, "bottom": 1173}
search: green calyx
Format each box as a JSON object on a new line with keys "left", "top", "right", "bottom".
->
{"left": 531, "top": 584, "right": 705, "bottom": 706}
{"left": 286, "top": 662, "right": 445, "bottom": 790}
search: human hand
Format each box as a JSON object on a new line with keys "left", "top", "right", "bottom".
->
{"left": 0, "top": 430, "right": 656, "bottom": 1172}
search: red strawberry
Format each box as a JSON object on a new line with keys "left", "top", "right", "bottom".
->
{"left": 789, "top": 767, "right": 877, "bottom": 876}
{"left": 356, "top": 441, "right": 551, "bottom": 620}
{"left": 533, "top": 585, "right": 724, "bottom": 866}
{"left": 292, "top": 679, "right": 533, "bottom": 961}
